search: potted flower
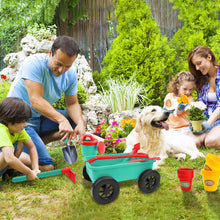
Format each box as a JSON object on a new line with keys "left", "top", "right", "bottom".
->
{"left": 186, "top": 101, "right": 207, "bottom": 132}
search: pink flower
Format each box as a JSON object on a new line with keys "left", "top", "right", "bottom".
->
{"left": 112, "top": 121, "right": 119, "bottom": 126}
{"left": 100, "top": 121, "right": 105, "bottom": 125}
{"left": 114, "top": 138, "right": 122, "bottom": 145}
{"left": 105, "top": 134, "right": 112, "bottom": 139}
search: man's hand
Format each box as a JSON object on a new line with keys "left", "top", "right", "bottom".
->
{"left": 59, "top": 119, "right": 75, "bottom": 143}
{"left": 189, "top": 121, "right": 210, "bottom": 135}
{"left": 177, "top": 102, "right": 188, "bottom": 111}
{"left": 73, "top": 119, "right": 86, "bottom": 142}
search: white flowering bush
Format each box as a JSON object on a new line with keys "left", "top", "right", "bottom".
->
{"left": 186, "top": 101, "right": 207, "bottom": 121}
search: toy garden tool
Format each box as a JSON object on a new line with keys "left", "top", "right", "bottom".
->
{"left": 12, "top": 167, "right": 76, "bottom": 183}
{"left": 81, "top": 134, "right": 105, "bottom": 157}
{"left": 62, "top": 138, "right": 78, "bottom": 164}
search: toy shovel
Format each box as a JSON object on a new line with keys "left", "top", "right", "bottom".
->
{"left": 62, "top": 138, "right": 78, "bottom": 164}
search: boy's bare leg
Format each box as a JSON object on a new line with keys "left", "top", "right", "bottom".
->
{"left": 19, "top": 152, "right": 54, "bottom": 172}
{"left": 17, "top": 141, "right": 54, "bottom": 172}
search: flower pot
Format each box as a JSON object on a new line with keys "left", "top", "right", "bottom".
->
{"left": 205, "top": 153, "right": 220, "bottom": 171}
{"left": 190, "top": 120, "right": 203, "bottom": 132}
{"left": 201, "top": 169, "right": 220, "bottom": 192}
{"left": 177, "top": 168, "right": 194, "bottom": 191}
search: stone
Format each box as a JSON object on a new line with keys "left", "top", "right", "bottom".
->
{"left": 0, "top": 34, "right": 142, "bottom": 132}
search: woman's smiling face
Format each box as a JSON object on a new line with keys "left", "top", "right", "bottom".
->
{"left": 191, "top": 54, "right": 212, "bottom": 75}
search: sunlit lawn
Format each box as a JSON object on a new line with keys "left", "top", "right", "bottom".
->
{"left": 0, "top": 144, "right": 219, "bottom": 220}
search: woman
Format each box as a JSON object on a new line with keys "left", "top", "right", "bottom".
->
{"left": 188, "top": 45, "right": 220, "bottom": 149}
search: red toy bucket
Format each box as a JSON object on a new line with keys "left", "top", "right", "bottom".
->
{"left": 177, "top": 168, "right": 194, "bottom": 191}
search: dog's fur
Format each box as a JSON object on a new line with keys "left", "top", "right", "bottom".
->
{"left": 124, "top": 106, "right": 204, "bottom": 167}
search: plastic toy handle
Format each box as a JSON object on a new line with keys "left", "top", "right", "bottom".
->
{"left": 12, "top": 169, "right": 62, "bottom": 183}
{"left": 82, "top": 134, "right": 94, "bottom": 141}
{"left": 97, "top": 141, "right": 105, "bottom": 154}
{"left": 128, "top": 157, "right": 161, "bottom": 163}
{"left": 86, "top": 153, "right": 149, "bottom": 163}
{"left": 61, "top": 167, "right": 76, "bottom": 182}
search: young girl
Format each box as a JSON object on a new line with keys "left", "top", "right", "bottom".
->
{"left": 188, "top": 45, "right": 220, "bottom": 149}
{"left": 0, "top": 97, "right": 40, "bottom": 181}
{"left": 163, "top": 71, "right": 195, "bottom": 134}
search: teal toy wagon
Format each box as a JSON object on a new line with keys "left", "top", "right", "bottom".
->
{"left": 82, "top": 143, "right": 161, "bottom": 204}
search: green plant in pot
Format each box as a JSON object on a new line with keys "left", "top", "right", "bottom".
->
{"left": 186, "top": 101, "right": 207, "bottom": 132}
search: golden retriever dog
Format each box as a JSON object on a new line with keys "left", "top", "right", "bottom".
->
{"left": 124, "top": 106, "right": 204, "bottom": 167}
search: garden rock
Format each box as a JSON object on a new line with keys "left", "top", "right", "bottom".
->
{"left": 0, "top": 34, "right": 140, "bottom": 132}
{"left": 20, "top": 34, "right": 38, "bottom": 55}
{"left": 72, "top": 54, "right": 97, "bottom": 95}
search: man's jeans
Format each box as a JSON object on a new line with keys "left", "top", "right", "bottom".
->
{"left": 23, "top": 110, "right": 76, "bottom": 166}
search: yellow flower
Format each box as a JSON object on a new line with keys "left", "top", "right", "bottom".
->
{"left": 177, "top": 94, "right": 190, "bottom": 105}
{"left": 131, "top": 119, "right": 136, "bottom": 127}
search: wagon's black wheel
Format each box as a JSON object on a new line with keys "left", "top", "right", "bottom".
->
{"left": 138, "top": 169, "right": 160, "bottom": 193}
{"left": 91, "top": 176, "right": 120, "bottom": 204}
{"left": 82, "top": 165, "right": 91, "bottom": 182}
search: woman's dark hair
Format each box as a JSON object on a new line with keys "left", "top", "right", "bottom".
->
{"left": 188, "top": 45, "right": 219, "bottom": 90}
{"left": 51, "top": 36, "right": 80, "bottom": 57}
{"left": 0, "top": 97, "right": 32, "bottom": 126}
{"left": 168, "top": 71, "right": 195, "bottom": 96}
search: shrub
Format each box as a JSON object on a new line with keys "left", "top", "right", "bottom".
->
{"left": 101, "top": 0, "right": 176, "bottom": 106}
{"left": 27, "top": 23, "right": 57, "bottom": 41}
{"left": 169, "top": 0, "right": 220, "bottom": 72}
{"left": 92, "top": 71, "right": 109, "bottom": 93}
{"left": 0, "top": 75, "right": 11, "bottom": 102}
{"left": 100, "top": 78, "right": 147, "bottom": 112}
{"left": 52, "top": 82, "right": 88, "bottom": 110}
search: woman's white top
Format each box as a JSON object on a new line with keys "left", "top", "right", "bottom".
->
{"left": 207, "top": 92, "right": 217, "bottom": 116}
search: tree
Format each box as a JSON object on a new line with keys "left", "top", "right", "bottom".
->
{"left": 101, "top": 0, "right": 176, "bottom": 105}
{"left": 169, "top": 0, "right": 220, "bottom": 72}
{"left": 0, "top": 0, "right": 83, "bottom": 65}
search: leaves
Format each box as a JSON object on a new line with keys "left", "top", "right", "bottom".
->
{"left": 101, "top": 0, "right": 176, "bottom": 106}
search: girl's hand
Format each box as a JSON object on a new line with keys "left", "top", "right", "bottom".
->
{"left": 177, "top": 102, "right": 188, "bottom": 111}
{"left": 189, "top": 121, "right": 210, "bottom": 135}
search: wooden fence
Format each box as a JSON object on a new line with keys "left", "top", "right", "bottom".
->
{"left": 0, "top": 0, "right": 183, "bottom": 72}
{"left": 56, "top": 0, "right": 183, "bottom": 72}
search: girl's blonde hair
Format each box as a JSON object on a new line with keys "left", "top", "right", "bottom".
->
{"left": 168, "top": 71, "right": 195, "bottom": 96}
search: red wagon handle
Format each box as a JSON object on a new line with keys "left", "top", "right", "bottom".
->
{"left": 128, "top": 157, "right": 161, "bottom": 163}
{"left": 86, "top": 153, "right": 149, "bottom": 163}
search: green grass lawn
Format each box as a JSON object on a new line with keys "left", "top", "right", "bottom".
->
{"left": 0, "top": 144, "right": 219, "bottom": 220}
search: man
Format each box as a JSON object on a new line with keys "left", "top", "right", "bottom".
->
{"left": 7, "top": 36, "right": 86, "bottom": 171}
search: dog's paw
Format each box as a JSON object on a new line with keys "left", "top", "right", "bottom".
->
{"left": 176, "top": 153, "right": 186, "bottom": 162}
{"left": 190, "top": 152, "right": 205, "bottom": 160}
{"left": 152, "top": 162, "right": 159, "bottom": 170}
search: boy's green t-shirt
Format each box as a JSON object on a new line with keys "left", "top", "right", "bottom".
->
{"left": 0, "top": 123, "right": 30, "bottom": 149}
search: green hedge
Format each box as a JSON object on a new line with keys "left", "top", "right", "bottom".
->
{"left": 101, "top": 0, "right": 176, "bottom": 106}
